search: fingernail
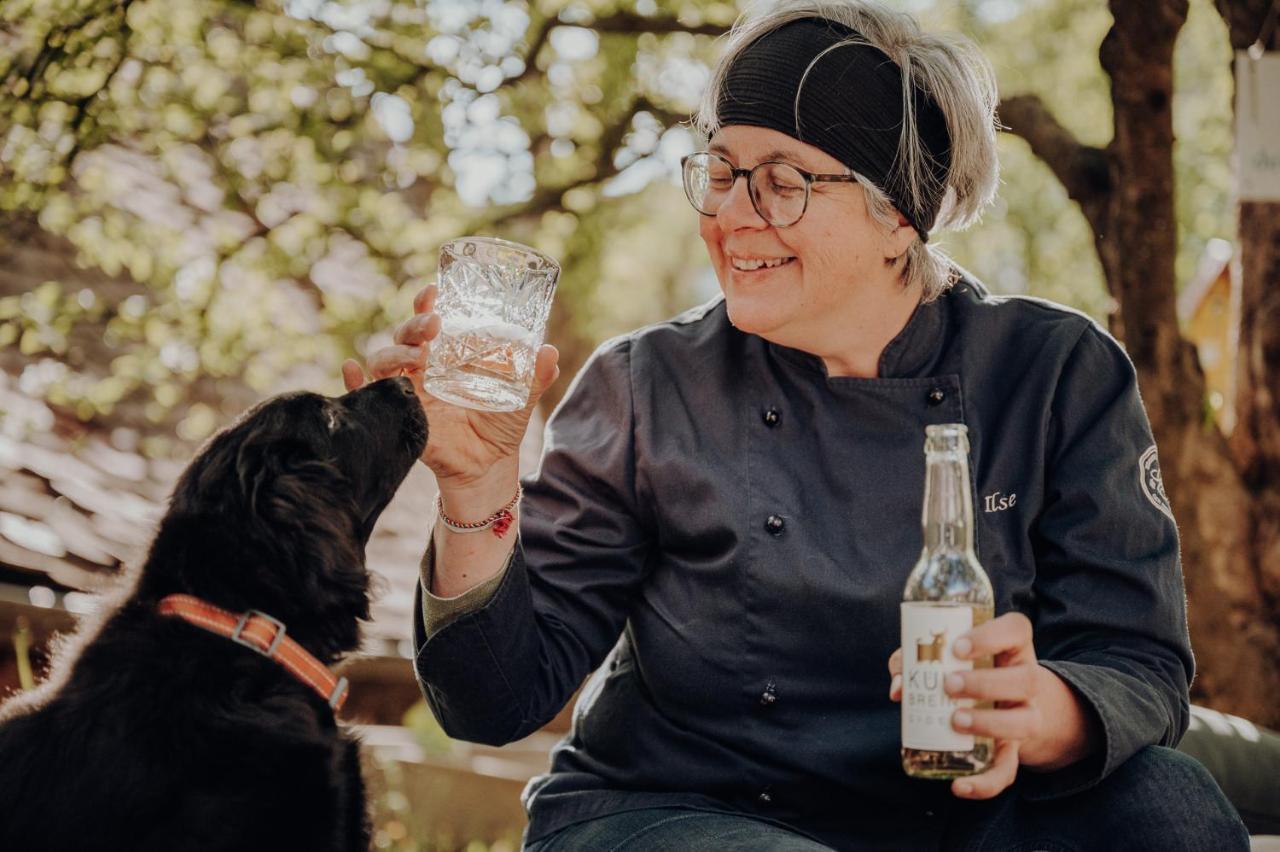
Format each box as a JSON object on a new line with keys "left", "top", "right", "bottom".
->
{"left": 953, "top": 637, "right": 972, "bottom": 658}
{"left": 953, "top": 711, "right": 972, "bottom": 730}
{"left": 945, "top": 673, "right": 963, "bottom": 693}
{"left": 955, "top": 782, "right": 972, "bottom": 796}
{"left": 890, "top": 674, "right": 901, "bottom": 697}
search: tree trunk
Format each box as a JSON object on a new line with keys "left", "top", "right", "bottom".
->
{"left": 1003, "top": 0, "right": 1280, "bottom": 724}
{"left": 1219, "top": 0, "right": 1280, "bottom": 714}
{"left": 1102, "top": 0, "right": 1280, "bottom": 726}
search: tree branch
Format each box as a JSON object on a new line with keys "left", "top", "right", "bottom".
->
{"left": 1096, "top": 0, "right": 1187, "bottom": 380}
{"left": 1213, "top": 0, "right": 1273, "bottom": 49}
{"left": 65, "top": 11, "right": 134, "bottom": 166}
{"left": 998, "top": 94, "right": 1110, "bottom": 226}
{"left": 588, "top": 11, "right": 730, "bottom": 37}
{"left": 289, "top": 8, "right": 727, "bottom": 96}
{"left": 503, "top": 15, "right": 558, "bottom": 87}
{"left": 10, "top": 0, "right": 136, "bottom": 170}
{"left": 500, "top": 12, "right": 726, "bottom": 90}
{"left": 468, "top": 95, "right": 687, "bottom": 231}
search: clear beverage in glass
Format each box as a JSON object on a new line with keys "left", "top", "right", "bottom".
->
{"left": 423, "top": 236, "right": 560, "bottom": 412}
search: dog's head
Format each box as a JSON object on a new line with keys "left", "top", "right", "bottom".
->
{"left": 141, "top": 376, "right": 427, "bottom": 656}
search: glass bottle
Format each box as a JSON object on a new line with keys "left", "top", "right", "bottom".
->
{"left": 901, "top": 423, "right": 995, "bottom": 778}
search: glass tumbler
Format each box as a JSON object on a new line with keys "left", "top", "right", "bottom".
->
{"left": 423, "top": 236, "right": 560, "bottom": 412}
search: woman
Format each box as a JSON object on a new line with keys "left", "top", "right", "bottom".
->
{"left": 343, "top": 2, "right": 1247, "bottom": 848}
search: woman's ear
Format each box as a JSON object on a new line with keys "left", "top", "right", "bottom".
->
{"left": 883, "top": 210, "right": 918, "bottom": 265}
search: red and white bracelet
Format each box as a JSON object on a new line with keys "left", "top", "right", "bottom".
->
{"left": 435, "top": 486, "right": 522, "bottom": 538}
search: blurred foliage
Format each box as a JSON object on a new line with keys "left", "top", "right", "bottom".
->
{"left": 366, "top": 749, "right": 523, "bottom": 850}
{"left": 404, "top": 697, "right": 458, "bottom": 759}
{"left": 358, "top": 701, "right": 526, "bottom": 850}
{"left": 0, "top": 0, "right": 1234, "bottom": 450}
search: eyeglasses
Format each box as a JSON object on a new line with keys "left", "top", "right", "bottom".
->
{"left": 680, "top": 151, "right": 859, "bottom": 228}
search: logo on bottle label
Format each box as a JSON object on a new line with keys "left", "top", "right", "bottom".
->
{"left": 901, "top": 603, "right": 974, "bottom": 752}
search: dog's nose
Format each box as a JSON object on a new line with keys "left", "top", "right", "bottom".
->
{"left": 391, "top": 375, "right": 416, "bottom": 397}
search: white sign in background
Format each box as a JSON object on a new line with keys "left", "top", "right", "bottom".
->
{"left": 1236, "top": 51, "right": 1280, "bottom": 202}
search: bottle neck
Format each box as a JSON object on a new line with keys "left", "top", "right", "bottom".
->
{"left": 921, "top": 449, "right": 975, "bottom": 555}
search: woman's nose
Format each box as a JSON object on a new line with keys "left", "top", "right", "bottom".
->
{"left": 716, "top": 175, "right": 768, "bottom": 230}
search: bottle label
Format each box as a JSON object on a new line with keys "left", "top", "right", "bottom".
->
{"left": 900, "top": 603, "right": 975, "bottom": 752}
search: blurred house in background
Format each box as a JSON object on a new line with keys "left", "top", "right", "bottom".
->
{"left": 1178, "top": 238, "right": 1239, "bottom": 434}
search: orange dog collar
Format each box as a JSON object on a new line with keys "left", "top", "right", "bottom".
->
{"left": 157, "top": 594, "right": 349, "bottom": 712}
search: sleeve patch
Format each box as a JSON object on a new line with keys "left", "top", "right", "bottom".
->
{"left": 1140, "top": 444, "right": 1175, "bottom": 522}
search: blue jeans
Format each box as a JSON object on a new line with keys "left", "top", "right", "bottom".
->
{"left": 524, "top": 747, "right": 1248, "bottom": 851}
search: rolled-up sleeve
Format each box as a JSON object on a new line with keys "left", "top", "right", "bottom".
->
{"left": 1024, "top": 324, "right": 1193, "bottom": 799}
{"left": 419, "top": 539, "right": 513, "bottom": 639}
{"left": 413, "top": 337, "right": 654, "bottom": 745}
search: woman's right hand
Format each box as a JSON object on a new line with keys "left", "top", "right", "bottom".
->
{"left": 341, "top": 284, "right": 560, "bottom": 492}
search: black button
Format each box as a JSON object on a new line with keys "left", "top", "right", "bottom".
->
{"left": 759, "top": 681, "right": 778, "bottom": 706}
{"left": 762, "top": 406, "right": 781, "bottom": 427}
{"left": 765, "top": 515, "right": 785, "bottom": 536}
{"left": 758, "top": 790, "right": 773, "bottom": 805}
{"left": 609, "top": 659, "right": 618, "bottom": 671}
{"left": 927, "top": 388, "right": 946, "bottom": 406}
{"left": 925, "top": 809, "right": 936, "bottom": 818}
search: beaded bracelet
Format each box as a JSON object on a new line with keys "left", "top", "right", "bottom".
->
{"left": 435, "top": 486, "right": 522, "bottom": 538}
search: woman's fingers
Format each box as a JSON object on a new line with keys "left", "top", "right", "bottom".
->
{"left": 349, "top": 286, "right": 436, "bottom": 393}
{"left": 341, "top": 359, "right": 367, "bottom": 392}
{"left": 524, "top": 344, "right": 561, "bottom": 410}
{"left": 392, "top": 285, "right": 440, "bottom": 346}
{"left": 943, "top": 665, "right": 1037, "bottom": 704}
{"left": 955, "top": 612, "right": 1035, "bottom": 665}
{"left": 393, "top": 312, "right": 442, "bottom": 347}
{"left": 952, "top": 705, "right": 1042, "bottom": 741}
{"left": 367, "top": 343, "right": 428, "bottom": 379}
{"left": 413, "top": 283, "right": 437, "bottom": 315}
{"left": 951, "top": 739, "right": 1020, "bottom": 800}
{"left": 887, "top": 648, "right": 903, "bottom": 701}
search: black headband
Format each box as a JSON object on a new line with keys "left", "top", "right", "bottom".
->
{"left": 716, "top": 18, "right": 952, "bottom": 238}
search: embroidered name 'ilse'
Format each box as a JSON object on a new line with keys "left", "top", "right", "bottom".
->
{"left": 983, "top": 491, "right": 1017, "bottom": 513}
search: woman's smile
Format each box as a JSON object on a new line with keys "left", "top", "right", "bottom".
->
{"left": 728, "top": 254, "right": 796, "bottom": 272}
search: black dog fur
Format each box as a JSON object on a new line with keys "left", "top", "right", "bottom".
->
{"left": 0, "top": 376, "right": 426, "bottom": 852}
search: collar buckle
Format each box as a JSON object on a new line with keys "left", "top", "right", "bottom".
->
{"left": 328, "top": 676, "right": 350, "bottom": 709}
{"left": 231, "top": 610, "right": 287, "bottom": 658}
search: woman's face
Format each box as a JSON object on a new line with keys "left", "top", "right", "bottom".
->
{"left": 698, "top": 125, "right": 900, "bottom": 351}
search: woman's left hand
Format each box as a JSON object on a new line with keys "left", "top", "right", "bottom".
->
{"left": 887, "top": 612, "right": 1100, "bottom": 800}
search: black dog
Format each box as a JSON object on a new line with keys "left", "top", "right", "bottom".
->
{"left": 0, "top": 376, "right": 426, "bottom": 852}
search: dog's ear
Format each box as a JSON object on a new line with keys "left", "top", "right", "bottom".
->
{"left": 235, "top": 434, "right": 358, "bottom": 523}
{"left": 236, "top": 435, "right": 308, "bottom": 518}
{"left": 234, "top": 434, "right": 277, "bottom": 517}
{"left": 233, "top": 432, "right": 371, "bottom": 636}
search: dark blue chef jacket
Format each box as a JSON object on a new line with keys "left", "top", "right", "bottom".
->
{"left": 413, "top": 275, "right": 1192, "bottom": 850}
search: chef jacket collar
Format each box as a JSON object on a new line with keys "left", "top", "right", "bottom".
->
{"left": 767, "top": 288, "right": 948, "bottom": 380}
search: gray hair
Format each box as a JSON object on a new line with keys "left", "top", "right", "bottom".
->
{"left": 695, "top": 0, "right": 1001, "bottom": 302}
